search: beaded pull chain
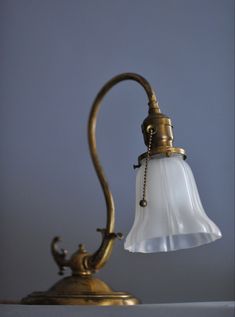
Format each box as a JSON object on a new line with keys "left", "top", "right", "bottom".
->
{"left": 139, "top": 128, "right": 154, "bottom": 207}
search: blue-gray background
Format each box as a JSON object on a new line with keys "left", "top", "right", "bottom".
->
{"left": 0, "top": 0, "right": 234, "bottom": 303}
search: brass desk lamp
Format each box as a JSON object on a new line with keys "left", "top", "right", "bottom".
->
{"left": 21, "top": 73, "right": 222, "bottom": 305}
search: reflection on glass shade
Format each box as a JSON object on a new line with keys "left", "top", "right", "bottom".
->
{"left": 124, "top": 155, "right": 222, "bottom": 253}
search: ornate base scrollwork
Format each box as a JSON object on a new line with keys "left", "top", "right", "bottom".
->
{"left": 21, "top": 231, "right": 139, "bottom": 305}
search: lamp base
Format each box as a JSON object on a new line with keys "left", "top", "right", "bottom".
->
{"left": 21, "top": 275, "right": 139, "bottom": 305}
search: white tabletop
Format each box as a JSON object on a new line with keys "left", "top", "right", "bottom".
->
{"left": 0, "top": 302, "right": 234, "bottom": 317}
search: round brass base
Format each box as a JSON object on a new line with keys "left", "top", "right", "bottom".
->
{"left": 21, "top": 275, "right": 140, "bottom": 306}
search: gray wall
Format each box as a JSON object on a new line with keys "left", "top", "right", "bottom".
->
{"left": 0, "top": 0, "right": 234, "bottom": 303}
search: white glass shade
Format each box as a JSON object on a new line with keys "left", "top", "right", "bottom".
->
{"left": 124, "top": 155, "right": 222, "bottom": 253}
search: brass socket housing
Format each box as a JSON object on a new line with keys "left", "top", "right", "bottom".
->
{"left": 141, "top": 108, "right": 186, "bottom": 161}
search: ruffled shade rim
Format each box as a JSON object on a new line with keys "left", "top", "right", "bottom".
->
{"left": 124, "top": 232, "right": 222, "bottom": 253}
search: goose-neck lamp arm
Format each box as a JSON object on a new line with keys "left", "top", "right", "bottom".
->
{"left": 86, "top": 73, "right": 160, "bottom": 272}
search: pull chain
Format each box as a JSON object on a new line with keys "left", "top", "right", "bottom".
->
{"left": 139, "top": 128, "right": 153, "bottom": 207}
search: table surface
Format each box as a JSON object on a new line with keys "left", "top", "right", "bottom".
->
{"left": 0, "top": 302, "right": 234, "bottom": 317}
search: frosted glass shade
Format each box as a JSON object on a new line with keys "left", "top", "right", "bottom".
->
{"left": 124, "top": 155, "right": 222, "bottom": 253}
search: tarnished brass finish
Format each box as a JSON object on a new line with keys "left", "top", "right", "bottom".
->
{"left": 141, "top": 109, "right": 186, "bottom": 161}
{"left": 138, "top": 147, "right": 186, "bottom": 165}
{"left": 22, "top": 235, "right": 138, "bottom": 305}
{"left": 86, "top": 73, "right": 159, "bottom": 273}
{"left": 21, "top": 275, "right": 139, "bottom": 305}
{"left": 21, "top": 72, "right": 185, "bottom": 306}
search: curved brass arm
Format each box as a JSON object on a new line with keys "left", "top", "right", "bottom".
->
{"left": 86, "top": 73, "right": 159, "bottom": 271}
